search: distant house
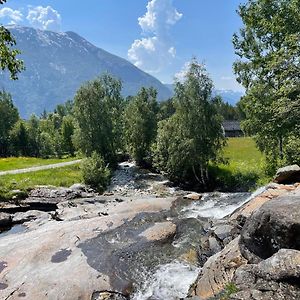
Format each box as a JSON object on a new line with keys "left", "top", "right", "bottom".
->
{"left": 222, "top": 121, "right": 244, "bottom": 137}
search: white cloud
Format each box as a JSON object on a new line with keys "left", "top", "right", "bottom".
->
{"left": 128, "top": 0, "right": 182, "bottom": 74}
{"left": 0, "top": 7, "right": 23, "bottom": 24}
{"left": 138, "top": 0, "right": 182, "bottom": 35}
{"left": 174, "top": 61, "right": 191, "bottom": 82}
{"left": 26, "top": 6, "right": 61, "bottom": 31}
{"left": 129, "top": 37, "right": 178, "bottom": 73}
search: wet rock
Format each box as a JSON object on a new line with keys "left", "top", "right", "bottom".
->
{"left": 274, "top": 165, "right": 300, "bottom": 184}
{"left": 213, "top": 224, "right": 234, "bottom": 241}
{"left": 184, "top": 193, "right": 202, "bottom": 200}
{"left": 91, "top": 291, "right": 128, "bottom": 300}
{"left": 192, "top": 237, "right": 247, "bottom": 299}
{"left": 139, "top": 221, "right": 176, "bottom": 242}
{"left": 51, "top": 248, "right": 72, "bottom": 263}
{"left": 208, "top": 236, "right": 222, "bottom": 254}
{"left": 0, "top": 213, "right": 12, "bottom": 227}
{"left": 240, "top": 188, "right": 300, "bottom": 263}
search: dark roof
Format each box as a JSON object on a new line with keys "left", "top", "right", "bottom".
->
{"left": 223, "top": 121, "right": 241, "bottom": 131}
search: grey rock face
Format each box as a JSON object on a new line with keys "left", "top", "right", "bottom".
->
{"left": 231, "top": 249, "right": 300, "bottom": 300}
{"left": 240, "top": 189, "right": 300, "bottom": 263}
{"left": 213, "top": 224, "right": 234, "bottom": 241}
{"left": 274, "top": 165, "right": 300, "bottom": 184}
{"left": 192, "top": 237, "right": 247, "bottom": 299}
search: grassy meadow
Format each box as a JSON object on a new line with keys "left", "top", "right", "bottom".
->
{"left": 0, "top": 163, "right": 82, "bottom": 201}
{"left": 211, "top": 137, "right": 270, "bottom": 191}
{"left": 0, "top": 157, "right": 77, "bottom": 172}
{"left": 0, "top": 137, "right": 269, "bottom": 200}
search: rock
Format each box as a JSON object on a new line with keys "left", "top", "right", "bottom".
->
{"left": 70, "top": 183, "right": 87, "bottom": 192}
{"left": 254, "top": 249, "right": 300, "bottom": 281}
{"left": 213, "top": 225, "right": 234, "bottom": 241}
{"left": 139, "top": 221, "right": 176, "bottom": 242}
{"left": 115, "top": 198, "right": 124, "bottom": 203}
{"left": 0, "top": 213, "right": 12, "bottom": 227}
{"left": 184, "top": 193, "right": 202, "bottom": 200}
{"left": 231, "top": 249, "right": 300, "bottom": 300}
{"left": 240, "top": 188, "right": 300, "bottom": 263}
{"left": 230, "top": 184, "right": 298, "bottom": 221}
{"left": 208, "top": 236, "right": 222, "bottom": 254}
{"left": 0, "top": 195, "right": 176, "bottom": 299}
{"left": 12, "top": 210, "right": 49, "bottom": 224}
{"left": 191, "top": 237, "right": 247, "bottom": 299}
{"left": 91, "top": 291, "right": 128, "bottom": 300}
{"left": 274, "top": 164, "right": 300, "bottom": 184}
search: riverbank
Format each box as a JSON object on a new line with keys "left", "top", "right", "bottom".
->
{"left": 0, "top": 162, "right": 298, "bottom": 299}
{"left": 0, "top": 137, "right": 269, "bottom": 202}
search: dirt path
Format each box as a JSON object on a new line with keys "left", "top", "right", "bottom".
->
{"left": 0, "top": 159, "right": 82, "bottom": 176}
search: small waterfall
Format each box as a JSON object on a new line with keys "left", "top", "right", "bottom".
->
{"left": 181, "top": 186, "right": 267, "bottom": 220}
{"left": 131, "top": 261, "right": 200, "bottom": 300}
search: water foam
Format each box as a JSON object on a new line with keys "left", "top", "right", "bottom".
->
{"left": 132, "top": 261, "right": 200, "bottom": 300}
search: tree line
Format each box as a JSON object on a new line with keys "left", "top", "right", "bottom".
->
{"left": 0, "top": 91, "right": 75, "bottom": 158}
{"left": 0, "top": 60, "right": 228, "bottom": 190}
{"left": 1, "top": 0, "right": 299, "bottom": 190}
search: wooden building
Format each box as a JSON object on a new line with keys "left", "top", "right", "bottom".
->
{"left": 222, "top": 120, "right": 244, "bottom": 137}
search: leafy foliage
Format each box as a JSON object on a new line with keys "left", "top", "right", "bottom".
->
{"left": 214, "top": 96, "right": 244, "bottom": 121}
{"left": 124, "top": 87, "right": 158, "bottom": 165}
{"left": 233, "top": 0, "right": 300, "bottom": 171}
{"left": 0, "top": 90, "right": 19, "bottom": 156}
{"left": 73, "top": 75, "right": 123, "bottom": 165}
{"left": 153, "top": 59, "right": 226, "bottom": 187}
{"left": 10, "top": 120, "right": 30, "bottom": 156}
{"left": 81, "top": 152, "right": 111, "bottom": 192}
{"left": 0, "top": 18, "right": 24, "bottom": 79}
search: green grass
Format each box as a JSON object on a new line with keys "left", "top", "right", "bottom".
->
{"left": 0, "top": 164, "right": 82, "bottom": 201}
{"left": 211, "top": 137, "right": 270, "bottom": 191}
{"left": 0, "top": 156, "right": 77, "bottom": 172}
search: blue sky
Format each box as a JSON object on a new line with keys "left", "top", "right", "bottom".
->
{"left": 0, "top": 0, "right": 245, "bottom": 91}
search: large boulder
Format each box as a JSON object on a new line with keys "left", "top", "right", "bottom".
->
{"left": 240, "top": 188, "right": 300, "bottom": 263}
{"left": 190, "top": 237, "right": 247, "bottom": 299}
{"left": 230, "top": 249, "right": 300, "bottom": 300}
{"left": 274, "top": 165, "right": 300, "bottom": 184}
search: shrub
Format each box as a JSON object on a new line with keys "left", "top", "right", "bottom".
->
{"left": 81, "top": 152, "right": 111, "bottom": 193}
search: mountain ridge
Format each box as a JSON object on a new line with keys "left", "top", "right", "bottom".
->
{"left": 165, "top": 83, "right": 244, "bottom": 105}
{"left": 0, "top": 26, "right": 172, "bottom": 118}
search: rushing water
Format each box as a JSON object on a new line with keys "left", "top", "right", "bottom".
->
{"left": 0, "top": 161, "right": 266, "bottom": 299}
{"left": 181, "top": 186, "right": 266, "bottom": 220}
{"left": 132, "top": 261, "right": 200, "bottom": 300}
{"left": 107, "top": 162, "right": 267, "bottom": 300}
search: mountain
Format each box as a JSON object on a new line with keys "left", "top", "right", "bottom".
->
{"left": 213, "top": 90, "right": 244, "bottom": 105}
{"left": 0, "top": 26, "right": 172, "bottom": 118}
{"left": 165, "top": 84, "right": 244, "bottom": 106}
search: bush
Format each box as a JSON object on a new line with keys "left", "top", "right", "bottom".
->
{"left": 81, "top": 152, "right": 111, "bottom": 193}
